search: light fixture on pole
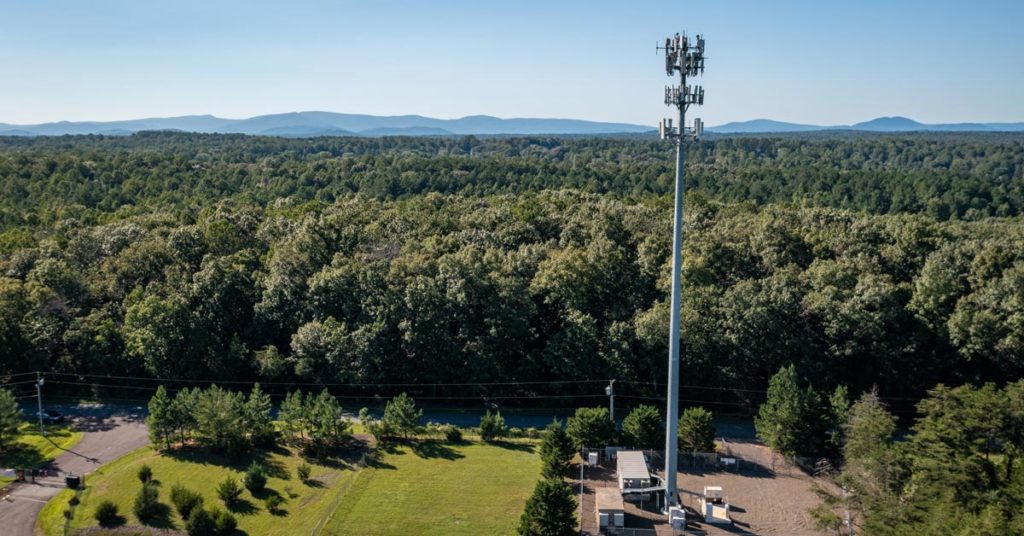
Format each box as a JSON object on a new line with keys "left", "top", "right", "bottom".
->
{"left": 656, "top": 30, "right": 707, "bottom": 513}
{"left": 605, "top": 380, "right": 616, "bottom": 428}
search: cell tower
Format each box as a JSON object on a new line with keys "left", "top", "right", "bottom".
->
{"left": 657, "top": 31, "right": 706, "bottom": 513}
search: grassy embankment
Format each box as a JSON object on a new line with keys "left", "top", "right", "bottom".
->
{"left": 0, "top": 422, "right": 83, "bottom": 488}
{"left": 57, "top": 444, "right": 361, "bottom": 536}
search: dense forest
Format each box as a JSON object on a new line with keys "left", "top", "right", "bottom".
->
{"left": 1, "top": 132, "right": 1022, "bottom": 241}
{"left": 0, "top": 133, "right": 1022, "bottom": 412}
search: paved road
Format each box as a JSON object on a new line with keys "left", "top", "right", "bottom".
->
{"left": 0, "top": 404, "right": 149, "bottom": 536}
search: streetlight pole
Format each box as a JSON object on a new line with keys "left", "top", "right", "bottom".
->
{"left": 606, "top": 380, "right": 616, "bottom": 429}
{"left": 657, "top": 32, "right": 706, "bottom": 513}
{"left": 36, "top": 372, "right": 45, "bottom": 435}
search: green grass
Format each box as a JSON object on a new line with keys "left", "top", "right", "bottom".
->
{"left": 58, "top": 444, "right": 361, "bottom": 536}
{"left": 321, "top": 440, "right": 540, "bottom": 536}
{"left": 0, "top": 422, "right": 83, "bottom": 488}
{"left": 37, "top": 488, "right": 75, "bottom": 536}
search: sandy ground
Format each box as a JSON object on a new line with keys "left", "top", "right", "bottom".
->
{"left": 581, "top": 439, "right": 834, "bottom": 536}
{"left": 0, "top": 404, "right": 148, "bottom": 536}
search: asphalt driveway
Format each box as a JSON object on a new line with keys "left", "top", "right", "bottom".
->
{"left": 0, "top": 404, "right": 148, "bottom": 536}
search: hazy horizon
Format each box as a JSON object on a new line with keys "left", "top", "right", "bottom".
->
{"left": 2, "top": 0, "right": 1023, "bottom": 126}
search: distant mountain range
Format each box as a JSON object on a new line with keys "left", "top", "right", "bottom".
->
{"left": 0, "top": 112, "right": 651, "bottom": 137}
{"left": 2, "top": 113, "right": 1023, "bottom": 138}
{"left": 709, "top": 116, "right": 1024, "bottom": 133}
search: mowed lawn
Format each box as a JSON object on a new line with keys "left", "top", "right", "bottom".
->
{"left": 0, "top": 422, "right": 82, "bottom": 488}
{"left": 61, "top": 445, "right": 361, "bottom": 536}
{"left": 322, "top": 440, "right": 540, "bottom": 536}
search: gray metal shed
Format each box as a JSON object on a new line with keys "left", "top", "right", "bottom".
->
{"left": 616, "top": 450, "right": 652, "bottom": 491}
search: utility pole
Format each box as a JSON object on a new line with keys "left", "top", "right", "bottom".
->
{"left": 36, "top": 372, "right": 45, "bottom": 435}
{"left": 605, "top": 380, "right": 616, "bottom": 429}
{"left": 656, "top": 31, "right": 706, "bottom": 513}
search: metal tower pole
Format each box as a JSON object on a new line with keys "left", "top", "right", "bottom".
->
{"left": 664, "top": 94, "right": 685, "bottom": 511}
{"left": 657, "top": 32, "right": 706, "bottom": 514}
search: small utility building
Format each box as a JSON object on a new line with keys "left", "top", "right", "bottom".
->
{"left": 596, "top": 487, "right": 625, "bottom": 530}
{"left": 616, "top": 450, "right": 652, "bottom": 491}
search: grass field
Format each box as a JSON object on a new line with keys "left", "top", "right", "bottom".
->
{"left": 37, "top": 488, "right": 75, "bottom": 536}
{"left": 59, "top": 444, "right": 362, "bottom": 536}
{"left": 0, "top": 422, "right": 83, "bottom": 488}
{"left": 321, "top": 440, "right": 540, "bottom": 536}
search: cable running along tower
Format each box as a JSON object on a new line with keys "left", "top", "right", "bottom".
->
{"left": 657, "top": 31, "right": 706, "bottom": 512}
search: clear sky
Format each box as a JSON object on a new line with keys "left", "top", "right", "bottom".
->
{"left": 1, "top": 0, "right": 1022, "bottom": 126}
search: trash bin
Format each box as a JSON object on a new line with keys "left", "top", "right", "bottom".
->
{"left": 65, "top": 474, "right": 81, "bottom": 489}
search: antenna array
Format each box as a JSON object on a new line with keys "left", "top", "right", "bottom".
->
{"left": 657, "top": 32, "right": 707, "bottom": 141}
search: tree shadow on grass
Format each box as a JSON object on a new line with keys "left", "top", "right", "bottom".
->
{"left": 363, "top": 451, "right": 396, "bottom": 470}
{"left": 304, "top": 440, "right": 372, "bottom": 471}
{"left": 0, "top": 444, "right": 48, "bottom": 469}
{"left": 260, "top": 457, "right": 290, "bottom": 480}
{"left": 252, "top": 488, "right": 289, "bottom": 516}
{"left": 226, "top": 498, "right": 258, "bottom": 516}
{"left": 410, "top": 440, "right": 464, "bottom": 461}
{"left": 97, "top": 514, "right": 127, "bottom": 528}
{"left": 250, "top": 487, "right": 281, "bottom": 501}
{"left": 488, "top": 441, "right": 535, "bottom": 453}
{"left": 162, "top": 445, "right": 244, "bottom": 470}
{"left": 162, "top": 444, "right": 290, "bottom": 477}
{"left": 267, "top": 501, "right": 289, "bottom": 517}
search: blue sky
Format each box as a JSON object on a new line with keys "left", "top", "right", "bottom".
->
{"left": 1, "top": 0, "right": 1021, "bottom": 125}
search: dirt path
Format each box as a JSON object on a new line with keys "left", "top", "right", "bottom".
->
{"left": 0, "top": 404, "right": 149, "bottom": 536}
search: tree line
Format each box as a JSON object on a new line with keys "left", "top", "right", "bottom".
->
{"left": 1, "top": 189, "right": 1022, "bottom": 407}
{"left": 1, "top": 132, "right": 1022, "bottom": 247}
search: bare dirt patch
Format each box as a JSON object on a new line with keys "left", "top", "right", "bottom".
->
{"left": 580, "top": 439, "right": 836, "bottom": 536}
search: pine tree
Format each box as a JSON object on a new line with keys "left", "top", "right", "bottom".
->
{"left": 382, "top": 392, "right": 422, "bottom": 439}
{"left": 517, "top": 478, "right": 577, "bottom": 536}
{"left": 479, "top": 410, "right": 507, "bottom": 442}
{"left": 146, "top": 385, "right": 175, "bottom": 450}
{"left": 826, "top": 385, "right": 850, "bottom": 455}
{"left": 755, "top": 364, "right": 806, "bottom": 456}
{"left": 678, "top": 406, "right": 715, "bottom": 452}
{"left": 539, "top": 420, "right": 574, "bottom": 479}
{"left": 245, "top": 383, "right": 275, "bottom": 446}
{"left": 0, "top": 388, "right": 22, "bottom": 452}
{"left": 838, "top": 390, "right": 906, "bottom": 534}
{"left": 308, "top": 389, "right": 348, "bottom": 453}
{"left": 170, "top": 387, "right": 199, "bottom": 446}
{"left": 278, "top": 390, "right": 307, "bottom": 442}
{"left": 133, "top": 482, "right": 161, "bottom": 523}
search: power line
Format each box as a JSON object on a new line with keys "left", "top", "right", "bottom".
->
{"left": 618, "top": 380, "right": 918, "bottom": 402}
{"left": 31, "top": 372, "right": 925, "bottom": 410}
{"left": 44, "top": 378, "right": 761, "bottom": 406}
{"left": 0, "top": 380, "right": 41, "bottom": 387}
{"left": 41, "top": 371, "right": 612, "bottom": 388}
{"left": 3, "top": 371, "right": 41, "bottom": 379}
